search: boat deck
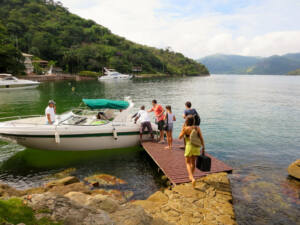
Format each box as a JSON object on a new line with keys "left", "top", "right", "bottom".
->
{"left": 142, "top": 139, "right": 233, "bottom": 185}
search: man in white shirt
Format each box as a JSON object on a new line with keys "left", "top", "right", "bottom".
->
{"left": 45, "top": 100, "right": 56, "bottom": 124}
{"left": 134, "top": 105, "right": 154, "bottom": 141}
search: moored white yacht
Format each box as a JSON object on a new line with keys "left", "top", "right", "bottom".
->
{"left": 98, "top": 68, "right": 133, "bottom": 81}
{"left": 0, "top": 98, "right": 157, "bottom": 151}
{"left": 0, "top": 74, "right": 40, "bottom": 90}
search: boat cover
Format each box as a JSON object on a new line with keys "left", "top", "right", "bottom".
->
{"left": 83, "top": 99, "right": 129, "bottom": 110}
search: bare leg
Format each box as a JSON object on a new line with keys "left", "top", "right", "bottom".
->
{"left": 160, "top": 130, "right": 164, "bottom": 142}
{"left": 165, "top": 131, "right": 170, "bottom": 149}
{"left": 185, "top": 157, "right": 194, "bottom": 182}
{"left": 170, "top": 130, "right": 173, "bottom": 149}
{"left": 191, "top": 156, "right": 197, "bottom": 174}
{"left": 139, "top": 133, "right": 142, "bottom": 142}
{"left": 191, "top": 156, "right": 197, "bottom": 188}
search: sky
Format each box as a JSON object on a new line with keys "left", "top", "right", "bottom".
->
{"left": 59, "top": 0, "right": 300, "bottom": 59}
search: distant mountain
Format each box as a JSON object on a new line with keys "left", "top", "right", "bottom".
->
{"left": 288, "top": 69, "right": 300, "bottom": 75}
{"left": 199, "top": 54, "right": 260, "bottom": 74}
{"left": 198, "top": 53, "right": 300, "bottom": 75}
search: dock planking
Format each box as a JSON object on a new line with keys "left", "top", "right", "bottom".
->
{"left": 142, "top": 139, "right": 233, "bottom": 185}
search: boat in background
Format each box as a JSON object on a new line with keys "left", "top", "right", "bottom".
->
{"left": 0, "top": 98, "right": 157, "bottom": 151}
{"left": 98, "top": 68, "right": 133, "bottom": 81}
{"left": 0, "top": 74, "right": 40, "bottom": 90}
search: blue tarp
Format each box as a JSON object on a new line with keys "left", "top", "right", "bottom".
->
{"left": 83, "top": 99, "right": 129, "bottom": 110}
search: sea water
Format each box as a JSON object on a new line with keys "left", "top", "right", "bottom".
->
{"left": 0, "top": 75, "right": 299, "bottom": 225}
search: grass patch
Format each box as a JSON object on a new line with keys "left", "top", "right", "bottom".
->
{"left": 0, "top": 198, "right": 61, "bottom": 225}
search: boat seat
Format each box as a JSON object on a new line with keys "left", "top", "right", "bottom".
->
{"left": 90, "top": 120, "right": 108, "bottom": 126}
{"left": 103, "top": 109, "right": 115, "bottom": 120}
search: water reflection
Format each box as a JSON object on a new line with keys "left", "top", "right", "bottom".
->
{"left": 0, "top": 75, "right": 299, "bottom": 224}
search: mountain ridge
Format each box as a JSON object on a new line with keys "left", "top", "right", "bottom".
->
{"left": 198, "top": 53, "right": 300, "bottom": 75}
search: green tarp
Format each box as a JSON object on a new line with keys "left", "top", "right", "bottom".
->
{"left": 83, "top": 99, "right": 129, "bottom": 110}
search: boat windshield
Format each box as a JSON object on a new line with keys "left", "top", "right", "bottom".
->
{"left": 61, "top": 115, "right": 109, "bottom": 126}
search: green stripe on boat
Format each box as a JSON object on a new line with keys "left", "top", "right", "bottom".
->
{"left": 0, "top": 131, "right": 153, "bottom": 138}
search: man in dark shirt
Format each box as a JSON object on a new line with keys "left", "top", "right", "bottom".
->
{"left": 183, "top": 101, "right": 201, "bottom": 126}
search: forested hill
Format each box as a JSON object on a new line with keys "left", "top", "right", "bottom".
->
{"left": 0, "top": 0, "right": 209, "bottom": 76}
{"left": 199, "top": 53, "right": 300, "bottom": 75}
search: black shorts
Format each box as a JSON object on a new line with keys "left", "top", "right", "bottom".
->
{"left": 157, "top": 120, "right": 165, "bottom": 131}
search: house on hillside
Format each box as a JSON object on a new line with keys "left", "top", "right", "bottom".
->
{"left": 132, "top": 66, "right": 142, "bottom": 73}
{"left": 22, "top": 53, "right": 34, "bottom": 75}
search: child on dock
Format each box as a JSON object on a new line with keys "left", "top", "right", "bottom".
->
{"left": 164, "top": 105, "right": 176, "bottom": 149}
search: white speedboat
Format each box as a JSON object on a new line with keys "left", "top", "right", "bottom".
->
{"left": 0, "top": 74, "right": 40, "bottom": 90}
{"left": 0, "top": 98, "right": 157, "bottom": 151}
{"left": 98, "top": 68, "right": 133, "bottom": 81}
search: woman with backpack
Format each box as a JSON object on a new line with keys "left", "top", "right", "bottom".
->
{"left": 179, "top": 115, "right": 205, "bottom": 188}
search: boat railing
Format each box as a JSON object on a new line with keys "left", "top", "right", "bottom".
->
{"left": 0, "top": 115, "right": 43, "bottom": 122}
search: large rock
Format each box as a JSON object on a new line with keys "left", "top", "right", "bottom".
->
{"left": 45, "top": 176, "right": 80, "bottom": 188}
{"left": 288, "top": 159, "right": 300, "bottom": 179}
{"left": 27, "top": 192, "right": 113, "bottom": 225}
{"left": 84, "top": 174, "right": 127, "bottom": 186}
{"left": 65, "top": 192, "right": 120, "bottom": 213}
{"left": 134, "top": 172, "right": 237, "bottom": 225}
{"left": 91, "top": 189, "right": 133, "bottom": 203}
{"left": 0, "top": 183, "right": 24, "bottom": 197}
{"left": 86, "top": 194, "right": 120, "bottom": 213}
{"left": 44, "top": 168, "right": 76, "bottom": 180}
{"left": 110, "top": 204, "right": 153, "bottom": 225}
{"left": 65, "top": 191, "right": 90, "bottom": 205}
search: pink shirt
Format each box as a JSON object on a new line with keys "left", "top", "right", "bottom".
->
{"left": 152, "top": 104, "right": 164, "bottom": 121}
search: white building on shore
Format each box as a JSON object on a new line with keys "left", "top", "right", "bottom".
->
{"left": 22, "top": 53, "right": 34, "bottom": 75}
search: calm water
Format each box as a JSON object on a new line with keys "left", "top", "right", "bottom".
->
{"left": 0, "top": 75, "right": 299, "bottom": 224}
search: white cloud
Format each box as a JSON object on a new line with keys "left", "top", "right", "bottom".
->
{"left": 59, "top": 0, "right": 300, "bottom": 59}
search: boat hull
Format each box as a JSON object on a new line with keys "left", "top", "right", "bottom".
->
{"left": 2, "top": 133, "right": 153, "bottom": 151}
{"left": 0, "top": 84, "right": 39, "bottom": 90}
{"left": 0, "top": 123, "right": 157, "bottom": 151}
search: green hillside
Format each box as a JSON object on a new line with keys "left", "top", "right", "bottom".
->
{"left": 0, "top": 0, "right": 209, "bottom": 76}
{"left": 288, "top": 69, "right": 300, "bottom": 75}
{"left": 199, "top": 53, "right": 300, "bottom": 75}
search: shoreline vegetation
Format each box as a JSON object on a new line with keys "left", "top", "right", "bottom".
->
{"left": 0, "top": 0, "right": 209, "bottom": 77}
{"left": 0, "top": 171, "right": 236, "bottom": 225}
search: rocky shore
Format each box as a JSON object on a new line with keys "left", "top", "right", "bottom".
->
{"left": 0, "top": 172, "right": 236, "bottom": 225}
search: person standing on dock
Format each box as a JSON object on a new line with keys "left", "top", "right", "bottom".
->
{"left": 164, "top": 105, "right": 176, "bottom": 149}
{"left": 179, "top": 115, "right": 205, "bottom": 188}
{"left": 45, "top": 100, "right": 56, "bottom": 124}
{"left": 148, "top": 99, "right": 165, "bottom": 143}
{"left": 183, "top": 101, "right": 201, "bottom": 126}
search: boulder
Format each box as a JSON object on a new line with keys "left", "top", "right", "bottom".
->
{"left": 134, "top": 173, "right": 237, "bottom": 225}
{"left": 48, "top": 182, "right": 91, "bottom": 195}
{"left": 86, "top": 194, "right": 120, "bottom": 213}
{"left": 27, "top": 192, "right": 113, "bottom": 225}
{"left": 65, "top": 192, "right": 120, "bottom": 213}
{"left": 0, "top": 183, "right": 24, "bottom": 197}
{"left": 288, "top": 159, "right": 300, "bottom": 179}
{"left": 65, "top": 191, "right": 90, "bottom": 205}
{"left": 44, "top": 168, "right": 76, "bottom": 180}
{"left": 84, "top": 174, "right": 127, "bottom": 186}
{"left": 110, "top": 204, "right": 153, "bottom": 225}
{"left": 45, "top": 176, "right": 80, "bottom": 188}
{"left": 91, "top": 189, "right": 131, "bottom": 203}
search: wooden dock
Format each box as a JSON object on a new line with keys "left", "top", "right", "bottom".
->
{"left": 142, "top": 139, "right": 233, "bottom": 185}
